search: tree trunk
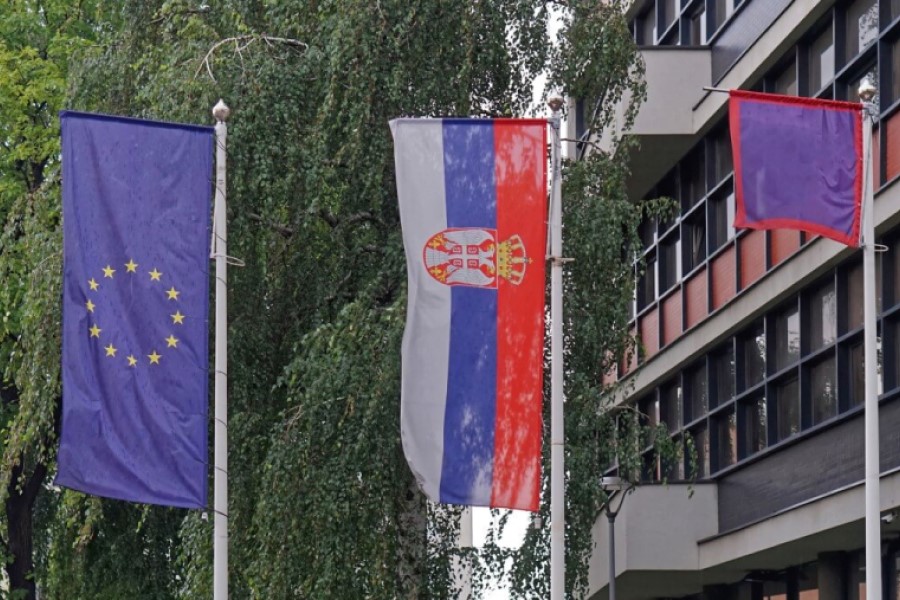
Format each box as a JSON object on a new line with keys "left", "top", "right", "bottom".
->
{"left": 6, "top": 461, "right": 47, "bottom": 600}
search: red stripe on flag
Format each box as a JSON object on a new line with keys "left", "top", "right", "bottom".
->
{"left": 490, "top": 120, "right": 546, "bottom": 512}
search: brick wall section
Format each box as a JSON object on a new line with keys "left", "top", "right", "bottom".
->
{"left": 739, "top": 229, "right": 766, "bottom": 290}
{"left": 685, "top": 268, "right": 708, "bottom": 329}
{"left": 640, "top": 308, "right": 659, "bottom": 360}
{"left": 711, "top": 246, "right": 737, "bottom": 310}
{"left": 662, "top": 290, "right": 683, "bottom": 347}
{"left": 770, "top": 229, "right": 801, "bottom": 266}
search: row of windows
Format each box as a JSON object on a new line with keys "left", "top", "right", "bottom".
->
{"left": 633, "top": 235, "right": 900, "bottom": 480}
{"left": 632, "top": 0, "right": 744, "bottom": 47}
{"left": 630, "top": 0, "right": 900, "bottom": 347}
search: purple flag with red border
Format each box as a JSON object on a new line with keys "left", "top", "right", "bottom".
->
{"left": 729, "top": 90, "right": 864, "bottom": 247}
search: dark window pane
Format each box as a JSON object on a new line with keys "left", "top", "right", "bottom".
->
{"left": 892, "top": 237, "right": 900, "bottom": 307}
{"left": 811, "top": 357, "right": 837, "bottom": 424}
{"left": 640, "top": 7, "right": 656, "bottom": 44}
{"left": 689, "top": 425, "right": 710, "bottom": 478}
{"left": 689, "top": 4, "right": 706, "bottom": 45}
{"left": 713, "top": 0, "right": 732, "bottom": 31}
{"left": 809, "top": 281, "right": 837, "bottom": 352}
{"left": 709, "top": 187, "right": 735, "bottom": 251}
{"left": 740, "top": 396, "right": 767, "bottom": 456}
{"left": 847, "top": 262, "right": 864, "bottom": 331}
{"left": 712, "top": 342, "right": 735, "bottom": 407}
{"left": 808, "top": 25, "right": 834, "bottom": 95}
{"left": 891, "top": 0, "right": 900, "bottom": 22}
{"left": 773, "top": 60, "right": 798, "bottom": 96}
{"left": 667, "top": 437, "right": 685, "bottom": 480}
{"left": 714, "top": 409, "right": 737, "bottom": 471}
{"left": 682, "top": 146, "right": 706, "bottom": 207}
{"left": 638, "top": 254, "right": 657, "bottom": 309}
{"left": 659, "top": 234, "right": 681, "bottom": 291}
{"left": 776, "top": 377, "right": 800, "bottom": 441}
{"left": 742, "top": 321, "right": 766, "bottom": 389}
{"left": 845, "top": 0, "right": 878, "bottom": 63}
{"left": 687, "top": 362, "right": 708, "bottom": 421}
{"left": 639, "top": 216, "right": 656, "bottom": 250}
{"left": 712, "top": 127, "right": 732, "bottom": 185}
{"left": 642, "top": 451, "right": 661, "bottom": 482}
{"left": 775, "top": 303, "right": 800, "bottom": 370}
{"left": 684, "top": 214, "right": 706, "bottom": 272}
{"left": 892, "top": 40, "right": 900, "bottom": 105}
{"left": 660, "top": 381, "right": 683, "bottom": 431}
{"left": 663, "top": 0, "right": 678, "bottom": 30}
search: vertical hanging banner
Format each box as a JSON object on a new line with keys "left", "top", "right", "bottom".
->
{"left": 391, "top": 118, "right": 547, "bottom": 512}
{"left": 729, "top": 90, "right": 864, "bottom": 247}
{"left": 57, "top": 112, "right": 213, "bottom": 508}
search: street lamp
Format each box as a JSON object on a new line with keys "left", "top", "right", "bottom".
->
{"left": 600, "top": 476, "right": 633, "bottom": 600}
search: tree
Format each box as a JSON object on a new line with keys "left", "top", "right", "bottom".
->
{"left": 0, "top": 0, "right": 678, "bottom": 597}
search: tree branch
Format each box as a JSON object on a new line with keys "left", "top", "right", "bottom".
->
{"left": 195, "top": 34, "right": 308, "bottom": 82}
{"left": 248, "top": 213, "right": 294, "bottom": 238}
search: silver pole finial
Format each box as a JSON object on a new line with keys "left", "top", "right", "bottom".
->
{"left": 212, "top": 99, "right": 231, "bottom": 123}
{"left": 547, "top": 94, "right": 565, "bottom": 113}
{"left": 858, "top": 77, "right": 877, "bottom": 103}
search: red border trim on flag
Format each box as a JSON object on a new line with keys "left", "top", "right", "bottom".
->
{"left": 729, "top": 90, "right": 864, "bottom": 248}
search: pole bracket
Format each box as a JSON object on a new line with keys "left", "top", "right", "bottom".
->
{"left": 547, "top": 256, "right": 575, "bottom": 265}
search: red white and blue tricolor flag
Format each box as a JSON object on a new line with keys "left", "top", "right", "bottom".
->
{"left": 391, "top": 118, "right": 546, "bottom": 512}
{"left": 730, "top": 90, "right": 864, "bottom": 247}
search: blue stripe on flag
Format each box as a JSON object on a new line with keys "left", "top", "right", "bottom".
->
{"left": 439, "top": 121, "right": 498, "bottom": 505}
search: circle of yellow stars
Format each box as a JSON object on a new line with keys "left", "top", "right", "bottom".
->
{"left": 85, "top": 259, "right": 186, "bottom": 369}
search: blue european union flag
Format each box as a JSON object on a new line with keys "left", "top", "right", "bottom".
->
{"left": 57, "top": 112, "right": 213, "bottom": 508}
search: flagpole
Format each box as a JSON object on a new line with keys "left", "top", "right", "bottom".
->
{"left": 548, "top": 94, "right": 566, "bottom": 600}
{"left": 212, "top": 99, "right": 231, "bottom": 600}
{"left": 859, "top": 79, "right": 882, "bottom": 600}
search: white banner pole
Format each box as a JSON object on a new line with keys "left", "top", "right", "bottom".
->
{"left": 212, "top": 99, "right": 231, "bottom": 600}
{"left": 548, "top": 95, "right": 566, "bottom": 600}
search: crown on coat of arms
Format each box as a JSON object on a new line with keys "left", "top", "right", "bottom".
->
{"left": 497, "top": 234, "right": 529, "bottom": 285}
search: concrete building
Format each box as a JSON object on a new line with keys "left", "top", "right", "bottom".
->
{"left": 576, "top": 0, "right": 900, "bottom": 597}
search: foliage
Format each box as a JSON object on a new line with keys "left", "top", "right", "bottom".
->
{"left": 0, "top": 0, "right": 689, "bottom": 598}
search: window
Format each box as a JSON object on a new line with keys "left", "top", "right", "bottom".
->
{"left": 689, "top": 4, "right": 706, "bottom": 45}
{"left": 684, "top": 213, "right": 706, "bottom": 273}
{"left": 773, "top": 59, "right": 798, "bottom": 96}
{"left": 774, "top": 303, "right": 800, "bottom": 370}
{"left": 639, "top": 395, "right": 659, "bottom": 430}
{"left": 686, "top": 361, "right": 708, "bottom": 422}
{"left": 714, "top": 408, "right": 737, "bottom": 471}
{"left": 808, "top": 281, "right": 837, "bottom": 352}
{"left": 847, "top": 262, "right": 864, "bottom": 331}
{"left": 808, "top": 25, "right": 834, "bottom": 95}
{"left": 681, "top": 146, "right": 706, "bottom": 208}
{"left": 639, "top": 217, "right": 656, "bottom": 250}
{"left": 662, "top": 0, "right": 678, "bottom": 31}
{"left": 709, "top": 187, "right": 735, "bottom": 251}
{"left": 845, "top": 0, "right": 878, "bottom": 63}
{"left": 891, "top": 0, "right": 900, "bottom": 23}
{"left": 638, "top": 254, "right": 657, "bottom": 309}
{"left": 660, "top": 381, "right": 683, "bottom": 432}
{"left": 740, "top": 396, "right": 767, "bottom": 457}
{"left": 848, "top": 65, "right": 879, "bottom": 110}
{"left": 639, "top": 7, "right": 656, "bottom": 45}
{"left": 742, "top": 321, "right": 766, "bottom": 389}
{"left": 712, "top": 0, "right": 734, "bottom": 32}
{"left": 850, "top": 339, "right": 884, "bottom": 406}
{"left": 712, "top": 127, "right": 732, "bottom": 186}
{"left": 659, "top": 233, "right": 681, "bottom": 292}
{"left": 811, "top": 357, "right": 837, "bottom": 424}
{"left": 893, "top": 39, "right": 900, "bottom": 109}
{"left": 711, "top": 342, "right": 735, "bottom": 407}
{"left": 776, "top": 377, "right": 800, "bottom": 441}
{"left": 688, "top": 424, "right": 710, "bottom": 478}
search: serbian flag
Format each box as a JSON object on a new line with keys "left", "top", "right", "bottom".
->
{"left": 730, "top": 90, "right": 864, "bottom": 246}
{"left": 390, "top": 118, "right": 546, "bottom": 512}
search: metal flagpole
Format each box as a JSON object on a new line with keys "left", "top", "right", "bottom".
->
{"left": 548, "top": 94, "right": 566, "bottom": 600}
{"left": 212, "top": 99, "right": 231, "bottom": 600}
{"left": 859, "top": 78, "right": 882, "bottom": 600}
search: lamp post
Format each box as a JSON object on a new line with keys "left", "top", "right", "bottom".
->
{"left": 600, "top": 476, "right": 633, "bottom": 600}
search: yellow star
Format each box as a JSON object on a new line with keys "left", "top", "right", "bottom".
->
{"left": 165, "top": 334, "right": 179, "bottom": 348}
{"left": 102, "top": 265, "right": 115, "bottom": 278}
{"left": 127, "top": 355, "right": 138, "bottom": 367}
{"left": 125, "top": 259, "right": 138, "bottom": 273}
{"left": 149, "top": 268, "right": 162, "bottom": 282}
{"left": 148, "top": 351, "right": 161, "bottom": 365}
{"left": 104, "top": 343, "right": 117, "bottom": 357}
{"left": 88, "top": 278, "right": 99, "bottom": 291}
{"left": 171, "top": 311, "right": 185, "bottom": 325}
{"left": 89, "top": 324, "right": 101, "bottom": 338}
{"left": 166, "top": 287, "right": 180, "bottom": 301}
{"left": 86, "top": 299, "right": 95, "bottom": 313}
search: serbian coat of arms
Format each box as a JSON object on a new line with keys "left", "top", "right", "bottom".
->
{"left": 422, "top": 227, "right": 530, "bottom": 288}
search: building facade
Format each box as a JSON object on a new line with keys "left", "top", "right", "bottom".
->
{"left": 578, "top": 0, "right": 900, "bottom": 598}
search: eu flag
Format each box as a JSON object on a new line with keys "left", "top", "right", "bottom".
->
{"left": 57, "top": 112, "right": 213, "bottom": 508}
